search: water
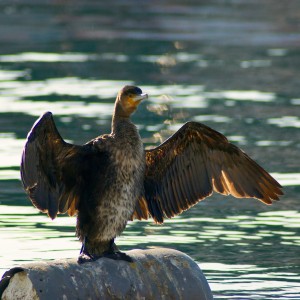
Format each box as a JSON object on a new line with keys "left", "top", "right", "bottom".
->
{"left": 0, "top": 0, "right": 300, "bottom": 298}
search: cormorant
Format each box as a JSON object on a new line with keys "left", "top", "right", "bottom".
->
{"left": 21, "top": 85, "right": 283, "bottom": 263}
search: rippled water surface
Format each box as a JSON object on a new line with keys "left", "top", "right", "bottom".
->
{"left": 0, "top": 1, "right": 300, "bottom": 299}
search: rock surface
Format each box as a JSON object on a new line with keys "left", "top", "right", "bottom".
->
{"left": 0, "top": 248, "right": 213, "bottom": 300}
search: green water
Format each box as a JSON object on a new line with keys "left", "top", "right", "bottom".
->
{"left": 0, "top": 1, "right": 300, "bottom": 298}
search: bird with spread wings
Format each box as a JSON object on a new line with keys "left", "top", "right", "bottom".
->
{"left": 21, "top": 85, "right": 283, "bottom": 263}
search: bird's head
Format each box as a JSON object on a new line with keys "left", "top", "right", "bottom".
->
{"left": 115, "top": 85, "right": 148, "bottom": 118}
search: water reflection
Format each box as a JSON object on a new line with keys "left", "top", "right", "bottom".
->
{"left": 0, "top": 97, "right": 115, "bottom": 118}
{"left": 213, "top": 90, "right": 275, "bottom": 102}
{"left": 266, "top": 173, "right": 300, "bottom": 186}
{"left": 0, "top": 52, "right": 97, "bottom": 63}
{"left": 0, "top": 77, "right": 282, "bottom": 119}
{"left": 291, "top": 98, "right": 300, "bottom": 105}
{"left": 0, "top": 135, "right": 24, "bottom": 169}
{"left": 138, "top": 52, "right": 208, "bottom": 67}
{"left": 208, "top": 263, "right": 300, "bottom": 299}
{"left": 267, "top": 48, "right": 288, "bottom": 57}
{"left": 193, "top": 115, "right": 232, "bottom": 123}
{"left": 0, "top": 205, "right": 77, "bottom": 268}
{"left": 1, "top": 205, "right": 300, "bottom": 298}
{"left": 240, "top": 59, "right": 271, "bottom": 68}
{"left": 0, "top": 77, "right": 132, "bottom": 103}
{"left": 0, "top": 70, "right": 27, "bottom": 80}
{"left": 267, "top": 116, "right": 300, "bottom": 128}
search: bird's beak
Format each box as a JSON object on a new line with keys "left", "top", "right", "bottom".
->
{"left": 132, "top": 93, "right": 148, "bottom": 103}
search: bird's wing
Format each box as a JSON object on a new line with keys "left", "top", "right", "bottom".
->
{"left": 132, "top": 122, "right": 283, "bottom": 223}
{"left": 21, "top": 112, "right": 108, "bottom": 219}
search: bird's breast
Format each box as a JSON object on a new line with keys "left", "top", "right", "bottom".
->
{"left": 93, "top": 139, "right": 145, "bottom": 239}
{"left": 112, "top": 139, "right": 145, "bottom": 187}
{"left": 109, "top": 140, "right": 144, "bottom": 208}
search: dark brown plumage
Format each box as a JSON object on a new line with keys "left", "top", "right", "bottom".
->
{"left": 133, "top": 122, "right": 283, "bottom": 224}
{"left": 21, "top": 85, "right": 283, "bottom": 263}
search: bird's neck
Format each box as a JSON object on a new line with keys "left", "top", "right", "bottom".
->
{"left": 111, "top": 114, "right": 138, "bottom": 139}
{"left": 111, "top": 102, "right": 139, "bottom": 140}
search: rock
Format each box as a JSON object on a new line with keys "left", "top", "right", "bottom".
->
{"left": 0, "top": 248, "right": 213, "bottom": 300}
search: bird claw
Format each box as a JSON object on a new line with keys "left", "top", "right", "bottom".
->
{"left": 77, "top": 251, "right": 133, "bottom": 264}
{"left": 77, "top": 253, "right": 96, "bottom": 264}
{"left": 103, "top": 251, "right": 133, "bottom": 262}
{"left": 77, "top": 237, "right": 132, "bottom": 264}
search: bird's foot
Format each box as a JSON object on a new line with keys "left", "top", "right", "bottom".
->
{"left": 77, "top": 237, "right": 132, "bottom": 264}
{"left": 102, "top": 238, "right": 133, "bottom": 262}
{"left": 77, "top": 252, "right": 96, "bottom": 264}
{"left": 102, "top": 250, "right": 133, "bottom": 262}
{"left": 77, "top": 250, "right": 133, "bottom": 264}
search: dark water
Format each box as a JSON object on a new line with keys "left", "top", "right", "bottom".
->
{"left": 0, "top": 0, "right": 300, "bottom": 298}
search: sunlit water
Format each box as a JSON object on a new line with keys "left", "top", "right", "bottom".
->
{"left": 0, "top": 1, "right": 300, "bottom": 299}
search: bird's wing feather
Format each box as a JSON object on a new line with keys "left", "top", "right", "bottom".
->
{"left": 132, "top": 122, "right": 283, "bottom": 223}
{"left": 21, "top": 112, "right": 108, "bottom": 219}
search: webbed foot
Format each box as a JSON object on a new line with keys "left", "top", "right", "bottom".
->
{"left": 103, "top": 250, "right": 133, "bottom": 262}
{"left": 78, "top": 251, "right": 133, "bottom": 264}
{"left": 77, "top": 253, "right": 96, "bottom": 264}
{"left": 77, "top": 237, "right": 133, "bottom": 264}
